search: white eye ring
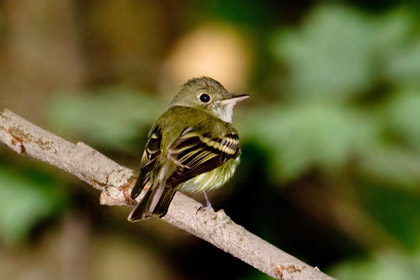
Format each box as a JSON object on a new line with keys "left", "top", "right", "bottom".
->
{"left": 199, "top": 93, "right": 211, "bottom": 103}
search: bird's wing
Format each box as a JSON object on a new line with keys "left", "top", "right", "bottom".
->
{"left": 131, "top": 126, "right": 162, "bottom": 199}
{"left": 166, "top": 127, "right": 240, "bottom": 187}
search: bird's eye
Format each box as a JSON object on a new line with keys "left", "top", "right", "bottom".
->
{"left": 199, "top": 93, "right": 211, "bottom": 103}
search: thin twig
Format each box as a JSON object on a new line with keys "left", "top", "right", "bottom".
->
{"left": 0, "top": 108, "right": 335, "bottom": 280}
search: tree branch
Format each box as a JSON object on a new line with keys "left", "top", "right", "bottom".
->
{"left": 0, "top": 108, "right": 335, "bottom": 280}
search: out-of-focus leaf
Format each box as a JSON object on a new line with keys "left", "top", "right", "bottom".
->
{"left": 329, "top": 253, "right": 420, "bottom": 280}
{"left": 48, "top": 87, "right": 164, "bottom": 152}
{"left": 271, "top": 6, "right": 420, "bottom": 101}
{"left": 371, "top": 9, "right": 413, "bottom": 61}
{"left": 358, "top": 181, "right": 420, "bottom": 250}
{"left": 271, "top": 6, "right": 375, "bottom": 100}
{"left": 386, "top": 89, "right": 420, "bottom": 150}
{"left": 360, "top": 146, "right": 420, "bottom": 189}
{"left": 385, "top": 40, "right": 420, "bottom": 86}
{"left": 240, "top": 104, "right": 380, "bottom": 182}
{"left": 0, "top": 167, "right": 65, "bottom": 245}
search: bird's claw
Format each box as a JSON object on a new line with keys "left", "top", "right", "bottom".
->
{"left": 196, "top": 191, "right": 214, "bottom": 214}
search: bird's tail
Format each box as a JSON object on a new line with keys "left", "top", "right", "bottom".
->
{"left": 128, "top": 185, "right": 177, "bottom": 222}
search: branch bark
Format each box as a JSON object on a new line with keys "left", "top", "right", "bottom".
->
{"left": 0, "top": 108, "right": 335, "bottom": 280}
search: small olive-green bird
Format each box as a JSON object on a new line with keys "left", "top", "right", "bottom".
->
{"left": 128, "top": 77, "right": 249, "bottom": 221}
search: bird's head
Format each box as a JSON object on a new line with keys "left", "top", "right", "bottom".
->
{"left": 170, "top": 76, "right": 249, "bottom": 123}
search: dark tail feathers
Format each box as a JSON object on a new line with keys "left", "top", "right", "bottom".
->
{"left": 128, "top": 186, "right": 177, "bottom": 222}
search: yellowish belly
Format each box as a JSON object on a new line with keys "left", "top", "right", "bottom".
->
{"left": 178, "top": 157, "right": 240, "bottom": 192}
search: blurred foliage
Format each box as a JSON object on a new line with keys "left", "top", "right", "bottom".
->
{"left": 47, "top": 87, "right": 164, "bottom": 153}
{"left": 263, "top": 6, "right": 420, "bottom": 279}
{"left": 271, "top": 6, "right": 420, "bottom": 100}
{"left": 0, "top": 166, "right": 65, "bottom": 245}
{"left": 361, "top": 146, "right": 420, "bottom": 189}
{"left": 387, "top": 89, "right": 420, "bottom": 150}
{"left": 330, "top": 253, "right": 420, "bottom": 280}
{"left": 240, "top": 103, "right": 380, "bottom": 182}
{"left": 242, "top": 6, "right": 420, "bottom": 188}
{"left": 1, "top": 1, "right": 420, "bottom": 280}
{"left": 358, "top": 182, "right": 420, "bottom": 251}
{"left": 272, "top": 6, "right": 375, "bottom": 100}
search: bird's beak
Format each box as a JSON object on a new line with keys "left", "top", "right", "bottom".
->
{"left": 218, "top": 94, "right": 250, "bottom": 105}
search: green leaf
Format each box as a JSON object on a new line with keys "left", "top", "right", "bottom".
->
{"left": 0, "top": 167, "right": 65, "bottom": 245}
{"left": 384, "top": 29, "right": 420, "bottom": 86}
{"left": 271, "top": 6, "right": 375, "bottom": 100}
{"left": 240, "top": 103, "right": 379, "bottom": 182}
{"left": 360, "top": 146, "right": 420, "bottom": 189}
{"left": 270, "top": 6, "right": 420, "bottom": 101}
{"left": 371, "top": 9, "right": 413, "bottom": 60}
{"left": 387, "top": 89, "right": 420, "bottom": 150}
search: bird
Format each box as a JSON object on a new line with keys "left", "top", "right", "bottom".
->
{"left": 128, "top": 76, "right": 249, "bottom": 221}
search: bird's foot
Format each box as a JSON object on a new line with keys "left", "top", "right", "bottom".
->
{"left": 196, "top": 192, "right": 214, "bottom": 214}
